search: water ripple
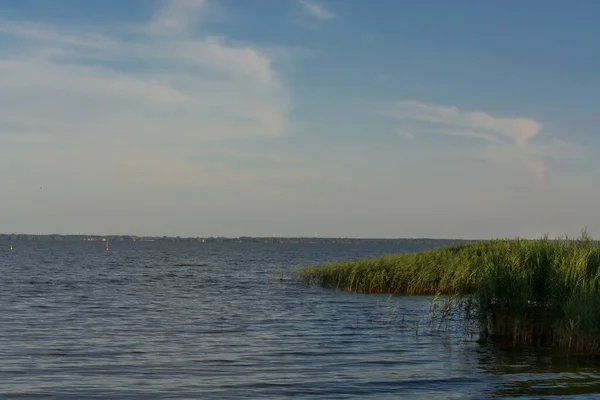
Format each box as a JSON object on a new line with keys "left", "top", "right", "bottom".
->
{"left": 1, "top": 241, "right": 600, "bottom": 399}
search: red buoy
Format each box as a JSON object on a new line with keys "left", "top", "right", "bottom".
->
{"left": 105, "top": 241, "right": 109, "bottom": 251}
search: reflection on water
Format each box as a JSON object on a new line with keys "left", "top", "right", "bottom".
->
{"left": 1, "top": 240, "right": 600, "bottom": 399}
{"left": 476, "top": 344, "right": 600, "bottom": 398}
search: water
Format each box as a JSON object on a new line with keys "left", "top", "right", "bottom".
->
{"left": 1, "top": 240, "right": 600, "bottom": 399}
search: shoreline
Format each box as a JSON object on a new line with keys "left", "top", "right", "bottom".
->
{"left": 295, "top": 234, "right": 600, "bottom": 354}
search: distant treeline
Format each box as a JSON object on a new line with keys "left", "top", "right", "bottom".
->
{"left": 0, "top": 234, "right": 475, "bottom": 246}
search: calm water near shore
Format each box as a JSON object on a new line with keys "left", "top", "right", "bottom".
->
{"left": 1, "top": 240, "right": 600, "bottom": 399}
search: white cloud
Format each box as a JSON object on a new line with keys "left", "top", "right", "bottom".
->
{"left": 378, "top": 100, "right": 541, "bottom": 146}
{"left": 378, "top": 100, "right": 583, "bottom": 181}
{"left": 0, "top": 20, "right": 114, "bottom": 48}
{"left": 396, "top": 130, "right": 414, "bottom": 140}
{"left": 147, "top": 0, "right": 208, "bottom": 35}
{"left": 299, "top": 0, "right": 335, "bottom": 21}
{"left": 0, "top": 0, "right": 295, "bottom": 228}
{"left": 434, "top": 129, "right": 504, "bottom": 144}
{"left": 0, "top": 2, "right": 289, "bottom": 147}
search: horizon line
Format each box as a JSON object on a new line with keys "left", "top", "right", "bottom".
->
{"left": 0, "top": 233, "right": 480, "bottom": 240}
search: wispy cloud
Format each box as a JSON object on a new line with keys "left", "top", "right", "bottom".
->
{"left": 0, "top": 5, "right": 289, "bottom": 135}
{"left": 0, "top": 20, "right": 114, "bottom": 48}
{"left": 299, "top": 0, "right": 335, "bottom": 21}
{"left": 434, "top": 129, "right": 504, "bottom": 144}
{"left": 396, "top": 130, "right": 414, "bottom": 140}
{"left": 0, "top": 0, "right": 292, "bottom": 198}
{"left": 378, "top": 100, "right": 584, "bottom": 181}
{"left": 147, "top": 0, "right": 208, "bottom": 35}
{"left": 378, "top": 100, "right": 541, "bottom": 146}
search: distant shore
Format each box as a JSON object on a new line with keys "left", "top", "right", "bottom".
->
{"left": 0, "top": 234, "right": 475, "bottom": 245}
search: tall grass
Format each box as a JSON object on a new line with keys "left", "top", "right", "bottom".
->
{"left": 294, "top": 233, "right": 600, "bottom": 353}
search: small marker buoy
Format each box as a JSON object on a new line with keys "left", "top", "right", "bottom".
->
{"left": 105, "top": 241, "right": 109, "bottom": 251}
{"left": 10, "top": 243, "right": 13, "bottom": 251}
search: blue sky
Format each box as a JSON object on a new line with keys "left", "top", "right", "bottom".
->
{"left": 0, "top": 0, "right": 599, "bottom": 238}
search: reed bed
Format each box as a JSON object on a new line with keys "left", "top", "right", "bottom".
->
{"left": 294, "top": 233, "right": 600, "bottom": 353}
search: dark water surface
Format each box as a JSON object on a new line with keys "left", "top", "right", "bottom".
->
{"left": 1, "top": 241, "right": 600, "bottom": 399}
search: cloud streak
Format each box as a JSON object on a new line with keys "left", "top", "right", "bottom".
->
{"left": 378, "top": 100, "right": 584, "bottom": 180}
{"left": 379, "top": 100, "right": 541, "bottom": 146}
{"left": 299, "top": 0, "right": 335, "bottom": 21}
{"left": 147, "top": 0, "right": 208, "bottom": 35}
{"left": 0, "top": 2, "right": 290, "bottom": 146}
{"left": 396, "top": 130, "right": 414, "bottom": 140}
{"left": 0, "top": 0, "right": 296, "bottom": 229}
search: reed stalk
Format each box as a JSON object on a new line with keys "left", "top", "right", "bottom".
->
{"left": 295, "top": 232, "right": 600, "bottom": 353}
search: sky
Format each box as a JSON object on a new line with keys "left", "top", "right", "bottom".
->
{"left": 0, "top": 0, "right": 599, "bottom": 239}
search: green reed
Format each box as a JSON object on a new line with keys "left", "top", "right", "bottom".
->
{"left": 294, "top": 232, "right": 600, "bottom": 353}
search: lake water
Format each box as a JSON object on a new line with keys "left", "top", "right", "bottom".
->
{"left": 1, "top": 240, "right": 600, "bottom": 399}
